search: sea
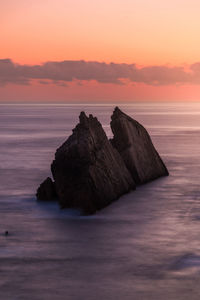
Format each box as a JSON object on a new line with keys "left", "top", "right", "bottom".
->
{"left": 0, "top": 102, "right": 200, "bottom": 300}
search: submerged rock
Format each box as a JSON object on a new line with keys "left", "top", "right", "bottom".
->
{"left": 36, "top": 177, "right": 57, "bottom": 201}
{"left": 51, "top": 112, "right": 135, "bottom": 214}
{"left": 110, "top": 107, "right": 169, "bottom": 184}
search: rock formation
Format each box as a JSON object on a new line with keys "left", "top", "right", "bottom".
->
{"left": 110, "top": 107, "right": 169, "bottom": 184}
{"left": 36, "top": 107, "right": 168, "bottom": 214}
{"left": 36, "top": 177, "right": 57, "bottom": 201}
{"left": 51, "top": 112, "right": 135, "bottom": 214}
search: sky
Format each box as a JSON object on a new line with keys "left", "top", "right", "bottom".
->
{"left": 1, "top": 0, "right": 200, "bottom": 102}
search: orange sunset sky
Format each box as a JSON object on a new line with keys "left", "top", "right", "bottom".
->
{"left": 1, "top": 0, "right": 200, "bottom": 102}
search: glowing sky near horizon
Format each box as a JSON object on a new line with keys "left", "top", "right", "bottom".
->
{"left": 1, "top": 0, "right": 200, "bottom": 102}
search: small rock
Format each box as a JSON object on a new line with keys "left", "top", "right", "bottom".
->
{"left": 36, "top": 177, "right": 57, "bottom": 201}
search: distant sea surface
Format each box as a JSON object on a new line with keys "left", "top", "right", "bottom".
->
{"left": 1, "top": 102, "right": 200, "bottom": 300}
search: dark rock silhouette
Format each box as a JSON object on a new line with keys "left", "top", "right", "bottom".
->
{"left": 36, "top": 177, "right": 57, "bottom": 201}
{"left": 110, "top": 107, "right": 169, "bottom": 184}
{"left": 36, "top": 107, "right": 169, "bottom": 214}
{"left": 51, "top": 112, "right": 135, "bottom": 214}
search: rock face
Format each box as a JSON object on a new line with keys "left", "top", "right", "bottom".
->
{"left": 110, "top": 107, "right": 169, "bottom": 184}
{"left": 51, "top": 112, "right": 135, "bottom": 214}
{"left": 36, "top": 177, "right": 57, "bottom": 201}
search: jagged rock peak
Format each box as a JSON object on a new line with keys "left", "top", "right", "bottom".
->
{"left": 79, "top": 111, "right": 88, "bottom": 123}
{"left": 112, "top": 106, "right": 140, "bottom": 125}
{"left": 71, "top": 111, "right": 104, "bottom": 137}
{"left": 79, "top": 111, "right": 97, "bottom": 125}
{"left": 113, "top": 106, "right": 121, "bottom": 113}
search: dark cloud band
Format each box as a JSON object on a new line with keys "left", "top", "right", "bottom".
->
{"left": 0, "top": 58, "right": 199, "bottom": 86}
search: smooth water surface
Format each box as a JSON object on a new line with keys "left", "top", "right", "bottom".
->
{"left": 0, "top": 102, "right": 200, "bottom": 299}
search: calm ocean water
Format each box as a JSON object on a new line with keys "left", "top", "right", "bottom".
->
{"left": 1, "top": 102, "right": 200, "bottom": 299}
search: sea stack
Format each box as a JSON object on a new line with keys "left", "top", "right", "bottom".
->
{"left": 36, "top": 107, "right": 169, "bottom": 214}
{"left": 110, "top": 107, "right": 169, "bottom": 184}
{"left": 51, "top": 112, "right": 135, "bottom": 214}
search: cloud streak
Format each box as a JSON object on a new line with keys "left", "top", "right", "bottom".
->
{"left": 1, "top": 59, "right": 200, "bottom": 86}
